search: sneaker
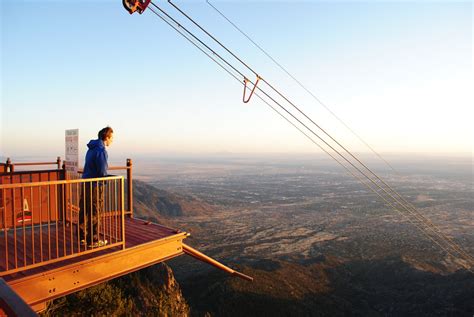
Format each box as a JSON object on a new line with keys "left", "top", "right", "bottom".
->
{"left": 88, "top": 239, "right": 108, "bottom": 249}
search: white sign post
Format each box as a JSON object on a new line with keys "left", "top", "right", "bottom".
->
{"left": 65, "top": 129, "right": 79, "bottom": 173}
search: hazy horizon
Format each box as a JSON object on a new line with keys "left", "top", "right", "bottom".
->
{"left": 1, "top": 150, "right": 473, "bottom": 162}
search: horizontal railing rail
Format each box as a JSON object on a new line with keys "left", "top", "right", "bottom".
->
{"left": 0, "top": 176, "right": 125, "bottom": 276}
{"left": 3, "top": 157, "right": 62, "bottom": 173}
{"left": 0, "top": 169, "right": 65, "bottom": 188}
{"left": 107, "top": 166, "right": 132, "bottom": 171}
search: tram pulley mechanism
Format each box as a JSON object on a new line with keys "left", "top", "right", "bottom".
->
{"left": 123, "top": 0, "right": 151, "bottom": 14}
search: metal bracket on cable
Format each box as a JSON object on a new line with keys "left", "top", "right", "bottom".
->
{"left": 123, "top": 0, "right": 151, "bottom": 14}
{"left": 242, "top": 75, "right": 261, "bottom": 103}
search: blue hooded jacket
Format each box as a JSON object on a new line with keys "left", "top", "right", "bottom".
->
{"left": 82, "top": 139, "right": 108, "bottom": 179}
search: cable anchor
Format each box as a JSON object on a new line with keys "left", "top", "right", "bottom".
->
{"left": 123, "top": 0, "right": 151, "bottom": 14}
{"left": 242, "top": 75, "right": 261, "bottom": 103}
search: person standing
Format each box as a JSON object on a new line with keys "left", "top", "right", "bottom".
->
{"left": 79, "top": 126, "right": 114, "bottom": 248}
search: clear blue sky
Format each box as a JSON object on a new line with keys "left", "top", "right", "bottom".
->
{"left": 1, "top": 1, "right": 472, "bottom": 161}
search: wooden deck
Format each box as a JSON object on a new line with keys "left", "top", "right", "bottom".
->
{"left": 1, "top": 217, "right": 124, "bottom": 276}
{"left": 0, "top": 162, "right": 195, "bottom": 313}
{"left": 1, "top": 217, "right": 187, "bottom": 310}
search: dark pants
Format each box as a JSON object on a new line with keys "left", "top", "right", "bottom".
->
{"left": 79, "top": 183, "right": 103, "bottom": 243}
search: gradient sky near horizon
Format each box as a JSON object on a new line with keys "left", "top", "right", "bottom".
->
{"left": 1, "top": 1, "right": 472, "bottom": 161}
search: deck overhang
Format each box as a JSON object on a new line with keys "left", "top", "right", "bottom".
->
{"left": 8, "top": 231, "right": 187, "bottom": 308}
{"left": 0, "top": 215, "right": 189, "bottom": 312}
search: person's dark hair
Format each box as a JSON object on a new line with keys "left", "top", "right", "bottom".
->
{"left": 98, "top": 126, "right": 114, "bottom": 141}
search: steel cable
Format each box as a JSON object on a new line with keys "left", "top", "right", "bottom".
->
{"left": 165, "top": 0, "right": 474, "bottom": 268}
{"left": 205, "top": 0, "right": 398, "bottom": 174}
{"left": 147, "top": 1, "right": 473, "bottom": 270}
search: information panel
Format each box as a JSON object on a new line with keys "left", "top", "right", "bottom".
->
{"left": 65, "top": 129, "right": 79, "bottom": 173}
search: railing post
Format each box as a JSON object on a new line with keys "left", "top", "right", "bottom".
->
{"left": 121, "top": 177, "right": 126, "bottom": 249}
{"left": 61, "top": 160, "right": 67, "bottom": 181}
{"left": 126, "top": 159, "right": 133, "bottom": 218}
{"left": 6, "top": 158, "right": 13, "bottom": 173}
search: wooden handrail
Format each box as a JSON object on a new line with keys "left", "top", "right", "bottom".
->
{"left": 5, "top": 157, "right": 62, "bottom": 172}
{"left": 77, "top": 166, "right": 131, "bottom": 173}
{"left": 108, "top": 166, "right": 131, "bottom": 170}
{"left": 11, "top": 162, "right": 57, "bottom": 166}
{"left": 0, "top": 176, "right": 123, "bottom": 189}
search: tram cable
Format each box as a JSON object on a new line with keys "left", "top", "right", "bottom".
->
{"left": 205, "top": 0, "right": 398, "bottom": 174}
{"left": 134, "top": 1, "right": 473, "bottom": 271}
{"left": 154, "top": 1, "right": 473, "bottom": 270}
{"left": 164, "top": 0, "right": 474, "bottom": 269}
{"left": 202, "top": 0, "right": 474, "bottom": 265}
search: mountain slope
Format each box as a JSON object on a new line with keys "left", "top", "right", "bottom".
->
{"left": 177, "top": 257, "right": 474, "bottom": 317}
{"left": 133, "top": 180, "right": 215, "bottom": 221}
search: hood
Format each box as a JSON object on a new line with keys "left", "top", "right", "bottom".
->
{"left": 87, "top": 139, "right": 105, "bottom": 150}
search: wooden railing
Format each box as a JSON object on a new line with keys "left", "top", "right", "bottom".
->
{"left": 0, "top": 176, "right": 125, "bottom": 276}
{"left": 105, "top": 159, "right": 133, "bottom": 217}
{"left": 3, "top": 157, "right": 62, "bottom": 173}
{"left": 3, "top": 158, "right": 134, "bottom": 218}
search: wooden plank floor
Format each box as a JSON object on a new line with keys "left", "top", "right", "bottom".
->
{"left": 0, "top": 217, "right": 181, "bottom": 282}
